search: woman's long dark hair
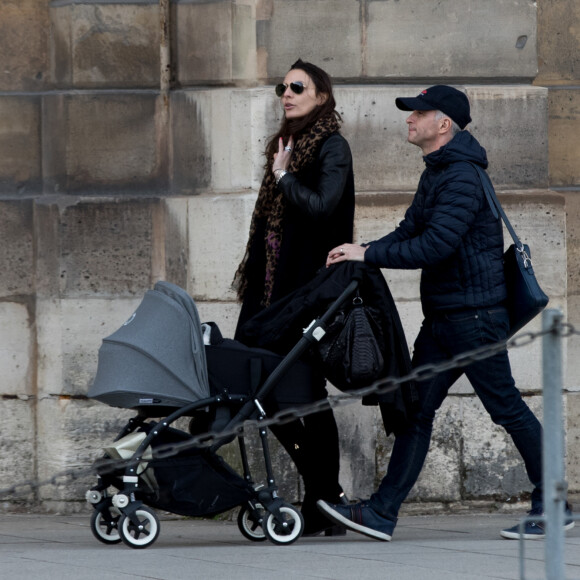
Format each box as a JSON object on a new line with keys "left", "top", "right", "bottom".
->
{"left": 264, "top": 59, "right": 341, "bottom": 163}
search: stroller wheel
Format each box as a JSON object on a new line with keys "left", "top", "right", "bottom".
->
{"left": 90, "top": 507, "right": 122, "bottom": 545}
{"left": 263, "top": 504, "right": 304, "bottom": 546}
{"left": 118, "top": 507, "right": 160, "bottom": 549}
{"left": 237, "top": 503, "right": 267, "bottom": 542}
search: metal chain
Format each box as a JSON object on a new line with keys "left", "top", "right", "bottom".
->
{"left": 0, "top": 320, "right": 570, "bottom": 500}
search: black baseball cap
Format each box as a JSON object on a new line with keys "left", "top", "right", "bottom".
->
{"left": 395, "top": 85, "right": 472, "bottom": 130}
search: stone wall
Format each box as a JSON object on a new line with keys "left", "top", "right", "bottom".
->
{"left": 0, "top": 0, "right": 578, "bottom": 514}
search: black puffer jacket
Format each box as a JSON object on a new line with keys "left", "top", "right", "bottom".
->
{"left": 364, "top": 131, "right": 506, "bottom": 316}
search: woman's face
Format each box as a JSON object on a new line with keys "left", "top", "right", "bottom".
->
{"left": 279, "top": 69, "right": 326, "bottom": 120}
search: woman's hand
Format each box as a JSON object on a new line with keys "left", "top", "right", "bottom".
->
{"left": 272, "top": 135, "right": 294, "bottom": 174}
{"left": 326, "top": 243, "right": 367, "bottom": 267}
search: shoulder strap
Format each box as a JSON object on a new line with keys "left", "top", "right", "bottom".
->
{"left": 468, "top": 162, "right": 523, "bottom": 250}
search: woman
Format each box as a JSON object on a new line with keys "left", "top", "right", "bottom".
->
{"left": 233, "top": 59, "right": 355, "bottom": 535}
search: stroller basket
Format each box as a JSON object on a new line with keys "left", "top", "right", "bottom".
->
{"left": 98, "top": 424, "right": 252, "bottom": 518}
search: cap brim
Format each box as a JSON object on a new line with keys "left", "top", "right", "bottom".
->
{"left": 395, "top": 96, "right": 435, "bottom": 112}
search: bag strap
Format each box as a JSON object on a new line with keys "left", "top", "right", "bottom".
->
{"left": 468, "top": 162, "right": 523, "bottom": 251}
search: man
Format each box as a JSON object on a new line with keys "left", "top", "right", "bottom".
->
{"left": 319, "top": 85, "right": 574, "bottom": 541}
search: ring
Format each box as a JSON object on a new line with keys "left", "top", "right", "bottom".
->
{"left": 284, "top": 146, "right": 292, "bottom": 152}
{"left": 340, "top": 248, "right": 344, "bottom": 254}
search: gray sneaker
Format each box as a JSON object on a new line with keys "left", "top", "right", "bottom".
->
{"left": 500, "top": 505, "right": 575, "bottom": 540}
{"left": 317, "top": 500, "right": 396, "bottom": 541}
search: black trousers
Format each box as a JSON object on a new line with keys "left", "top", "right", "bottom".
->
{"left": 268, "top": 407, "right": 343, "bottom": 506}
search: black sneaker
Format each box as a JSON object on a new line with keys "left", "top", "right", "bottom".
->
{"left": 317, "top": 500, "right": 396, "bottom": 541}
{"left": 500, "top": 505, "right": 575, "bottom": 540}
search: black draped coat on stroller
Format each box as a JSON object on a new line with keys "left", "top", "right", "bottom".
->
{"left": 236, "top": 261, "right": 418, "bottom": 434}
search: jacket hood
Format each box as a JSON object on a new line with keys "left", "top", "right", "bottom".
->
{"left": 424, "top": 130, "right": 488, "bottom": 169}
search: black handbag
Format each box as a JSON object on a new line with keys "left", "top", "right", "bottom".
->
{"left": 472, "top": 164, "right": 549, "bottom": 336}
{"left": 317, "top": 294, "right": 384, "bottom": 391}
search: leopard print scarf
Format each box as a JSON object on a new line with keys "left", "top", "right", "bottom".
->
{"left": 234, "top": 113, "right": 341, "bottom": 307}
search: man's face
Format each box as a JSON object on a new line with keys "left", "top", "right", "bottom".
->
{"left": 405, "top": 109, "right": 443, "bottom": 154}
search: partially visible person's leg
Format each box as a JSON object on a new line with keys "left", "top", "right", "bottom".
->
{"left": 460, "top": 307, "right": 542, "bottom": 509}
{"left": 319, "top": 317, "right": 462, "bottom": 540}
{"left": 369, "top": 318, "right": 462, "bottom": 520}
{"left": 269, "top": 409, "right": 345, "bottom": 535}
{"left": 302, "top": 409, "right": 343, "bottom": 500}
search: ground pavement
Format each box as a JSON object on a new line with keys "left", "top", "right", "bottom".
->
{"left": 0, "top": 512, "right": 579, "bottom": 580}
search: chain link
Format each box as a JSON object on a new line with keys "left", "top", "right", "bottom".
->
{"left": 0, "top": 319, "right": 572, "bottom": 500}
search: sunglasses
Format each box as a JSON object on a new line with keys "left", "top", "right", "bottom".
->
{"left": 275, "top": 81, "right": 306, "bottom": 97}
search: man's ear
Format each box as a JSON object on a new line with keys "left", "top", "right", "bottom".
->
{"left": 440, "top": 116, "right": 452, "bottom": 133}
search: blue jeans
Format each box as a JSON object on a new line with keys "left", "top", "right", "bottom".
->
{"left": 370, "top": 305, "right": 543, "bottom": 521}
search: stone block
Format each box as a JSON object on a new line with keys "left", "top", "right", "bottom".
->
{"left": 195, "top": 301, "right": 241, "bottom": 340}
{"left": 171, "top": 88, "right": 277, "bottom": 194}
{"left": 36, "top": 297, "right": 142, "bottom": 398}
{"left": 396, "top": 301, "right": 423, "bottom": 353}
{"left": 181, "top": 86, "right": 549, "bottom": 194}
{"left": 173, "top": 0, "right": 538, "bottom": 83}
{"left": 366, "top": 0, "right": 537, "bottom": 80}
{"left": 462, "top": 396, "right": 542, "bottom": 503}
{"left": 335, "top": 87, "right": 423, "bottom": 192}
{"left": 565, "top": 192, "right": 580, "bottom": 297}
{"left": 171, "top": 91, "right": 212, "bottom": 193}
{"left": 466, "top": 86, "right": 548, "bottom": 188}
{"left": 0, "top": 0, "right": 48, "bottom": 91}
{"left": 0, "top": 302, "right": 33, "bottom": 397}
{"left": 340, "top": 85, "right": 549, "bottom": 190}
{"left": 566, "top": 391, "right": 580, "bottom": 493}
{"left": 406, "top": 397, "right": 462, "bottom": 502}
{"left": 50, "top": 1, "right": 160, "bottom": 88}
{"left": 0, "top": 96, "right": 42, "bottom": 195}
{"left": 506, "top": 322, "right": 547, "bottom": 393}
{"left": 42, "top": 92, "right": 167, "bottom": 194}
{"left": 188, "top": 192, "right": 257, "bottom": 301}
{"left": 0, "top": 398, "right": 35, "bottom": 501}
{"left": 35, "top": 198, "right": 156, "bottom": 298}
{"left": 549, "top": 89, "right": 580, "bottom": 187}
{"left": 159, "top": 198, "right": 189, "bottom": 289}
{"left": 336, "top": 402, "right": 382, "bottom": 499}
{"left": 0, "top": 200, "right": 34, "bottom": 296}
{"left": 36, "top": 398, "right": 133, "bottom": 503}
{"left": 537, "top": 0, "right": 580, "bottom": 85}
{"left": 565, "top": 295, "right": 580, "bottom": 391}
{"left": 174, "top": 0, "right": 256, "bottom": 84}
{"left": 261, "top": 0, "right": 362, "bottom": 80}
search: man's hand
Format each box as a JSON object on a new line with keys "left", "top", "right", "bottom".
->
{"left": 326, "top": 243, "right": 367, "bottom": 267}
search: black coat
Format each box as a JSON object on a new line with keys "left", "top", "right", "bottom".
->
{"left": 237, "top": 262, "right": 418, "bottom": 434}
{"left": 235, "top": 132, "right": 355, "bottom": 335}
{"left": 364, "top": 131, "right": 506, "bottom": 316}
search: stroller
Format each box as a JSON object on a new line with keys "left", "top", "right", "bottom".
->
{"left": 85, "top": 279, "right": 359, "bottom": 549}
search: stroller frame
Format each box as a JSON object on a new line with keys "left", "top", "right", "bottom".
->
{"left": 86, "top": 279, "right": 359, "bottom": 549}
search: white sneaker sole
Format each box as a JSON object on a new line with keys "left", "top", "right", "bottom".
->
{"left": 317, "top": 500, "right": 392, "bottom": 542}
